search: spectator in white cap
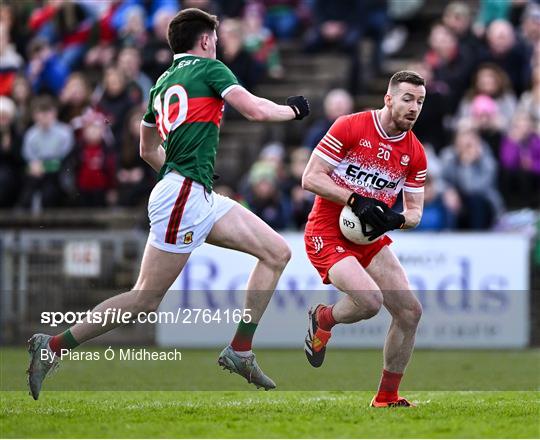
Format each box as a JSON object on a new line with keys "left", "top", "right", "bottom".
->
{"left": 0, "top": 96, "right": 24, "bottom": 207}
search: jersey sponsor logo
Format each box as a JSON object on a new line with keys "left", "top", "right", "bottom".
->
{"left": 400, "top": 154, "right": 410, "bottom": 166}
{"left": 335, "top": 246, "right": 346, "bottom": 253}
{"left": 177, "top": 58, "right": 200, "bottom": 69}
{"left": 359, "top": 138, "right": 372, "bottom": 148}
{"left": 183, "top": 231, "right": 194, "bottom": 244}
{"left": 379, "top": 141, "right": 392, "bottom": 151}
{"left": 344, "top": 164, "right": 401, "bottom": 190}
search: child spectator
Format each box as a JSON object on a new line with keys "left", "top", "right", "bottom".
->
{"left": 19, "top": 96, "right": 74, "bottom": 210}
{"left": 467, "top": 94, "right": 506, "bottom": 157}
{"left": 75, "top": 112, "right": 116, "bottom": 207}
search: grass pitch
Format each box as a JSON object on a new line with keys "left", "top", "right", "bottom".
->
{"left": 2, "top": 391, "right": 539, "bottom": 438}
{"left": 1, "top": 348, "right": 539, "bottom": 438}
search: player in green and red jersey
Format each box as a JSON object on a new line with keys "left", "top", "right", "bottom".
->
{"left": 27, "top": 8, "right": 310, "bottom": 399}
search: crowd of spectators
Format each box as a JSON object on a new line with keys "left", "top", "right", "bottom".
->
{"left": 411, "top": 0, "right": 539, "bottom": 230}
{"left": 236, "top": 0, "right": 539, "bottom": 232}
{"left": 0, "top": 0, "right": 538, "bottom": 232}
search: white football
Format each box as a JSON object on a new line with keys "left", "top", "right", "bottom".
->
{"left": 339, "top": 205, "right": 382, "bottom": 245}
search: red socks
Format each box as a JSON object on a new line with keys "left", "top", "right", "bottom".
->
{"left": 375, "top": 369, "right": 403, "bottom": 403}
{"left": 317, "top": 305, "right": 336, "bottom": 331}
{"left": 317, "top": 305, "right": 403, "bottom": 403}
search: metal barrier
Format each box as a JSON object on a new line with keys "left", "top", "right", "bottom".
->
{"left": 0, "top": 230, "right": 146, "bottom": 344}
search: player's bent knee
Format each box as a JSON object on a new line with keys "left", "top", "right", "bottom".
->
{"left": 410, "top": 300, "right": 423, "bottom": 324}
{"left": 133, "top": 297, "right": 162, "bottom": 314}
{"left": 279, "top": 243, "right": 293, "bottom": 266}
{"left": 394, "top": 299, "right": 423, "bottom": 328}
{"left": 353, "top": 290, "right": 383, "bottom": 319}
{"left": 363, "top": 294, "right": 383, "bottom": 318}
{"left": 131, "top": 290, "right": 165, "bottom": 314}
{"left": 262, "top": 239, "right": 291, "bottom": 271}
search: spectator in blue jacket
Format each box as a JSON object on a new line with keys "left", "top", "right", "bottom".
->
{"left": 26, "top": 38, "right": 69, "bottom": 95}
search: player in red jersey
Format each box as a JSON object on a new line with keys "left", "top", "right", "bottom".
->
{"left": 302, "top": 71, "right": 427, "bottom": 407}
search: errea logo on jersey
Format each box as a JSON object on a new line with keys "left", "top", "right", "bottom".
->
{"left": 359, "top": 139, "right": 372, "bottom": 148}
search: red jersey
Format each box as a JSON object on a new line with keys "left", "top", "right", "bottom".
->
{"left": 305, "top": 110, "right": 427, "bottom": 236}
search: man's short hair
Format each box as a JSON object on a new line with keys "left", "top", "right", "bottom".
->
{"left": 32, "top": 95, "right": 56, "bottom": 113}
{"left": 389, "top": 70, "right": 425, "bottom": 92}
{"left": 444, "top": 1, "right": 471, "bottom": 18}
{"left": 167, "top": 8, "right": 219, "bottom": 54}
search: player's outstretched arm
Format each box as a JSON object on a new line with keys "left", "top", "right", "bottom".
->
{"left": 401, "top": 191, "right": 424, "bottom": 229}
{"left": 139, "top": 123, "right": 165, "bottom": 172}
{"left": 224, "top": 86, "right": 309, "bottom": 122}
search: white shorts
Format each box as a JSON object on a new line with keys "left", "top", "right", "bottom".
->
{"left": 147, "top": 172, "right": 237, "bottom": 253}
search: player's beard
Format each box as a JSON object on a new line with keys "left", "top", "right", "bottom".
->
{"left": 393, "top": 111, "right": 416, "bottom": 132}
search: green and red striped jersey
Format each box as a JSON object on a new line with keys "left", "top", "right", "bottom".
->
{"left": 142, "top": 53, "right": 239, "bottom": 191}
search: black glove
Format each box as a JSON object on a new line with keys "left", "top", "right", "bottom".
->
{"left": 366, "top": 206, "right": 405, "bottom": 242}
{"left": 286, "top": 95, "right": 310, "bottom": 120}
{"left": 347, "top": 193, "right": 387, "bottom": 230}
{"left": 382, "top": 207, "right": 406, "bottom": 230}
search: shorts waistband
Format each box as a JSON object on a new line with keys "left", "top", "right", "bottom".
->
{"left": 164, "top": 170, "right": 206, "bottom": 191}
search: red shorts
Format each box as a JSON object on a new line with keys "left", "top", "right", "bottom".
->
{"left": 304, "top": 234, "right": 392, "bottom": 284}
